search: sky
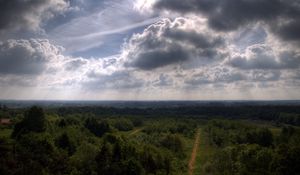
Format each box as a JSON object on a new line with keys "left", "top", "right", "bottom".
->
{"left": 0, "top": 0, "right": 300, "bottom": 100}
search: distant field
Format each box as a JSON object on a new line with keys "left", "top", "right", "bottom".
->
{"left": 0, "top": 128, "right": 12, "bottom": 138}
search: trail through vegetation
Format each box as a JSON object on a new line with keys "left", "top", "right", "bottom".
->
{"left": 129, "top": 128, "right": 142, "bottom": 136}
{"left": 188, "top": 128, "right": 200, "bottom": 175}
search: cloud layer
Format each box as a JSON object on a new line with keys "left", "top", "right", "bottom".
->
{"left": 154, "top": 0, "right": 300, "bottom": 42}
{"left": 0, "top": 0, "right": 69, "bottom": 34}
{"left": 0, "top": 39, "right": 63, "bottom": 75}
{"left": 123, "top": 18, "right": 226, "bottom": 70}
{"left": 0, "top": 0, "right": 299, "bottom": 100}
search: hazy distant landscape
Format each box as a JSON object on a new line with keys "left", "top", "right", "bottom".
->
{"left": 1, "top": 100, "right": 300, "bottom": 108}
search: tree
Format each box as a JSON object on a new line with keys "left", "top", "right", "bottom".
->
{"left": 56, "top": 133, "right": 76, "bottom": 155}
{"left": 15, "top": 133, "right": 56, "bottom": 175}
{"left": 160, "top": 134, "right": 184, "bottom": 155}
{"left": 271, "top": 144, "right": 300, "bottom": 175}
{"left": 24, "top": 106, "right": 46, "bottom": 132}
{"left": 95, "top": 143, "right": 113, "bottom": 175}
{"left": 255, "top": 128, "right": 273, "bottom": 147}
{"left": 84, "top": 118, "right": 111, "bottom": 137}
{"left": 113, "top": 118, "right": 134, "bottom": 131}
{"left": 12, "top": 106, "right": 46, "bottom": 138}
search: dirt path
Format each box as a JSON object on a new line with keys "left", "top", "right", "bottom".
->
{"left": 129, "top": 128, "right": 142, "bottom": 136}
{"left": 188, "top": 129, "right": 200, "bottom": 175}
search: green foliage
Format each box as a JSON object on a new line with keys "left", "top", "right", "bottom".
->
{"left": 14, "top": 133, "right": 70, "bottom": 175}
{"left": 11, "top": 106, "right": 46, "bottom": 138}
{"left": 143, "top": 122, "right": 169, "bottom": 134}
{"left": 206, "top": 143, "right": 300, "bottom": 175}
{"left": 4, "top": 105, "right": 300, "bottom": 175}
{"left": 112, "top": 118, "right": 134, "bottom": 131}
{"left": 84, "top": 118, "right": 111, "bottom": 137}
{"left": 160, "top": 134, "right": 185, "bottom": 156}
{"left": 277, "top": 126, "right": 300, "bottom": 145}
{"left": 277, "top": 113, "right": 300, "bottom": 126}
{"left": 94, "top": 134, "right": 175, "bottom": 175}
{"left": 271, "top": 144, "right": 300, "bottom": 175}
{"left": 95, "top": 137, "right": 146, "bottom": 175}
{"left": 206, "top": 144, "right": 273, "bottom": 175}
{"left": 140, "top": 145, "right": 171, "bottom": 175}
{"left": 142, "top": 119, "right": 197, "bottom": 138}
{"left": 169, "top": 121, "right": 196, "bottom": 137}
{"left": 205, "top": 120, "right": 273, "bottom": 147}
{"left": 56, "top": 132, "right": 76, "bottom": 155}
{"left": 204, "top": 120, "right": 300, "bottom": 175}
{"left": 255, "top": 128, "right": 273, "bottom": 147}
{"left": 58, "top": 119, "right": 67, "bottom": 127}
{"left": 131, "top": 117, "right": 144, "bottom": 127}
{"left": 70, "top": 142, "right": 98, "bottom": 175}
{"left": 0, "top": 137, "right": 14, "bottom": 175}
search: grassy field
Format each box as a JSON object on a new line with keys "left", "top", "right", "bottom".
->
{"left": 185, "top": 130, "right": 198, "bottom": 175}
{"left": 193, "top": 128, "right": 217, "bottom": 175}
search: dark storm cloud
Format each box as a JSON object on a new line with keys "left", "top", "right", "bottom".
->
{"left": 154, "top": 0, "right": 300, "bottom": 42}
{"left": 126, "top": 46, "right": 190, "bottom": 70}
{"left": 0, "top": 39, "right": 61, "bottom": 75}
{"left": 0, "top": 0, "right": 69, "bottom": 33}
{"left": 271, "top": 20, "right": 300, "bottom": 42}
{"left": 162, "top": 27, "right": 225, "bottom": 49}
{"left": 124, "top": 18, "right": 226, "bottom": 70}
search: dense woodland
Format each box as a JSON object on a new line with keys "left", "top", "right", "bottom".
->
{"left": 203, "top": 120, "right": 300, "bottom": 175}
{"left": 0, "top": 104, "right": 300, "bottom": 175}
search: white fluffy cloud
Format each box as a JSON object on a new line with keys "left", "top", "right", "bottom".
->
{"left": 122, "top": 17, "right": 227, "bottom": 70}
{"left": 227, "top": 44, "right": 300, "bottom": 70}
{"left": 0, "top": 39, "right": 64, "bottom": 75}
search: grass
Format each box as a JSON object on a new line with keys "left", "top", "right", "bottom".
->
{"left": 0, "top": 128, "right": 12, "bottom": 138}
{"left": 270, "top": 127, "right": 281, "bottom": 137}
{"left": 193, "top": 128, "right": 217, "bottom": 175}
{"left": 184, "top": 132, "right": 197, "bottom": 175}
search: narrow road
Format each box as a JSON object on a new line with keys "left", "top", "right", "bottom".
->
{"left": 188, "top": 129, "right": 200, "bottom": 175}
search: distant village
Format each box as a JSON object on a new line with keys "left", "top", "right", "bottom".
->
{"left": 0, "top": 118, "right": 11, "bottom": 125}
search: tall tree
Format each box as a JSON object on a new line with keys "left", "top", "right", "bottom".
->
{"left": 12, "top": 106, "right": 46, "bottom": 138}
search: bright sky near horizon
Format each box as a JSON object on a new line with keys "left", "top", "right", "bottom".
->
{"left": 0, "top": 0, "right": 300, "bottom": 100}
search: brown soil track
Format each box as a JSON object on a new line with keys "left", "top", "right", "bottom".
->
{"left": 188, "top": 129, "right": 200, "bottom": 175}
{"left": 129, "top": 128, "right": 142, "bottom": 135}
